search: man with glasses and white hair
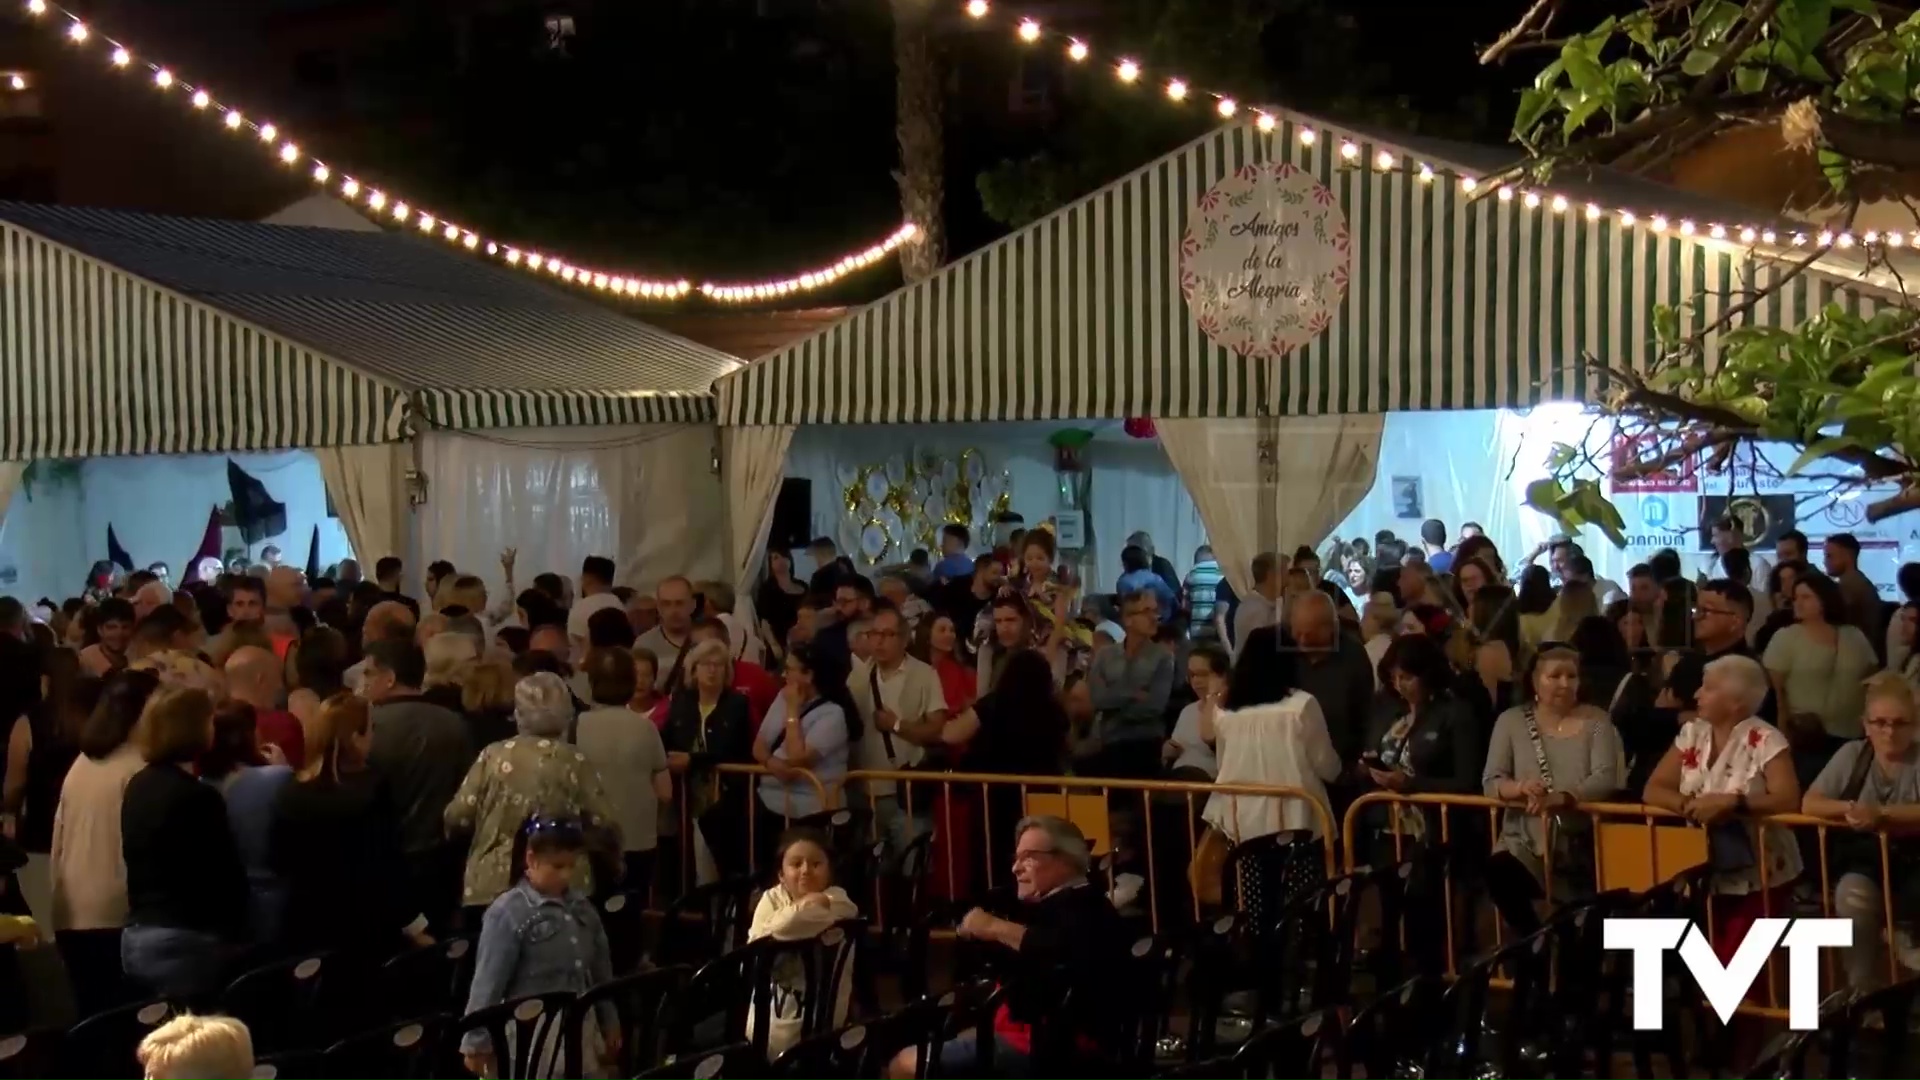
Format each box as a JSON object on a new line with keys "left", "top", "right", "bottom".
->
{"left": 889, "top": 816, "right": 1131, "bottom": 1077}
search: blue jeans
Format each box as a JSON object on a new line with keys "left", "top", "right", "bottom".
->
{"left": 121, "top": 925, "right": 230, "bottom": 1005}
{"left": 933, "top": 1030, "right": 1031, "bottom": 1077}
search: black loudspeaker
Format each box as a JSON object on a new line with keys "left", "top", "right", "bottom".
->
{"left": 770, "top": 478, "right": 812, "bottom": 553}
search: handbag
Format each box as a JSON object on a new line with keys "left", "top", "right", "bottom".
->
{"left": 1521, "top": 706, "right": 1595, "bottom": 890}
{"left": 1189, "top": 827, "right": 1232, "bottom": 906}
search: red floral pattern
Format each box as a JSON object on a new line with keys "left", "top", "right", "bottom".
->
{"left": 1679, "top": 747, "right": 1701, "bottom": 771}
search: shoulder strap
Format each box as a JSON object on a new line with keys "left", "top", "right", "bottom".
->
{"left": 870, "top": 663, "right": 896, "bottom": 760}
{"left": 1522, "top": 705, "right": 1556, "bottom": 790}
{"left": 1840, "top": 741, "right": 1877, "bottom": 802}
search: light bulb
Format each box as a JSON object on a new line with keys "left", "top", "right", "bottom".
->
{"left": 1678, "top": 219, "right": 1695, "bottom": 236}
{"left": 191, "top": 89, "right": 209, "bottom": 108}
{"left": 418, "top": 214, "right": 435, "bottom": 231}
{"left": 505, "top": 249, "right": 522, "bottom": 265}
{"left": 463, "top": 233, "right": 479, "bottom": 249}
{"left": 1550, "top": 195, "right": 1567, "bottom": 212}
{"left": 366, "top": 190, "right": 386, "bottom": 211}
{"left": 487, "top": 243, "right": 498, "bottom": 256}
{"left": 1299, "top": 129, "right": 1316, "bottom": 145}
{"left": 592, "top": 273, "right": 608, "bottom": 289}
{"left": 1375, "top": 150, "right": 1395, "bottom": 170}
{"left": 528, "top": 254, "right": 544, "bottom": 270}
{"left": 1116, "top": 59, "right": 1140, "bottom": 83}
{"left": 110, "top": 47, "right": 129, "bottom": 67}
{"left": 311, "top": 164, "right": 330, "bottom": 183}
{"left": 1709, "top": 224, "right": 1726, "bottom": 239}
{"left": 1339, "top": 142, "right": 1358, "bottom": 161}
{"left": 1837, "top": 232, "right": 1855, "bottom": 248}
{"left": 1650, "top": 215, "right": 1668, "bottom": 232}
{"left": 7, "top": 75, "right": 23, "bottom": 91}
{"left": 1460, "top": 176, "right": 1476, "bottom": 192}
{"left": 443, "top": 224, "right": 459, "bottom": 240}
{"left": 340, "top": 179, "right": 359, "bottom": 198}
{"left": 392, "top": 203, "right": 410, "bottom": 222}
{"left": 1255, "top": 112, "right": 1275, "bottom": 133}
{"left": 1585, "top": 204, "right": 1601, "bottom": 220}
{"left": 223, "top": 110, "right": 243, "bottom": 130}
{"left": 1889, "top": 232, "right": 1906, "bottom": 247}
{"left": 1165, "top": 79, "right": 1188, "bottom": 101}
{"left": 1739, "top": 227, "right": 1757, "bottom": 243}
{"left": 1619, "top": 211, "right": 1636, "bottom": 226}
{"left": 1067, "top": 39, "right": 1088, "bottom": 61}
{"left": 1017, "top": 18, "right": 1040, "bottom": 42}
{"left": 1817, "top": 230, "right": 1833, "bottom": 246}
{"left": 1522, "top": 191, "right": 1540, "bottom": 208}
{"left": 277, "top": 143, "right": 298, "bottom": 164}
{"left": 66, "top": 20, "right": 87, "bottom": 42}
{"left": 26, "top": 0, "right": 46, "bottom": 14}
{"left": 1497, "top": 186, "right": 1514, "bottom": 201}
{"left": 964, "top": 0, "right": 988, "bottom": 16}
{"left": 1418, "top": 165, "right": 1434, "bottom": 183}
{"left": 1216, "top": 98, "right": 1236, "bottom": 118}
{"left": 562, "top": 267, "right": 577, "bottom": 282}
{"left": 258, "top": 123, "right": 277, "bottom": 142}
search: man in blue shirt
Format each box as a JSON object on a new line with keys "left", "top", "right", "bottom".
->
{"left": 1116, "top": 545, "right": 1178, "bottom": 625}
{"left": 1420, "top": 519, "right": 1454, "bottom": 575}
{"left": 1184, "top": 545, "right": 1225, "bottom": 641}
{"left": 933, "top": 524, "right": 975, "bottom": 584}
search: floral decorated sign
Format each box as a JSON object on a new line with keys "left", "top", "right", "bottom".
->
{"left": 1180, "top": 161, "right": 1350, "bottom": 359}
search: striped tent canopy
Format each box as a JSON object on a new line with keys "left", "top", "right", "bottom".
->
{"left": 716, "top": 110, "right": 1898, "bottom": 426}
{"left": 0, "top": 203, "right": 736, "bottom": 459}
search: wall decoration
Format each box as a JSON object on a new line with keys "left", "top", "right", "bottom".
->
{"left": 834, "top": 447, "right": 1010, "bottom": 566}
{"left": 1181, "top": 161, "right": 1350, "bottom": 359}
{"left": 1391, "top": 476, "right": 1423, "bottom": 520}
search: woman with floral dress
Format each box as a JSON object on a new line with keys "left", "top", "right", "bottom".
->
{"left": 445, "top": 672, "right": 620, "bottom": 909}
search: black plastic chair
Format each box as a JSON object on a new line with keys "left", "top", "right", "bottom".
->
{"left": 1336, "top": 974, "right": 1444, "bottom": 1080}
{"left": 219, "top": 953, "right": 331, "bottom": 1055}
{"left": 856, "top": 982, "right": 1002, "bottom": 1080}
{"left": 1114, "top": 933, "right": 1184, "bottom": 1071}
{"left": 566, "top": 964, "right": 691, "bottom": 1078}
{"left": 654, "top": 875, "right": 760, "bottom": 967}
{"left": 1741, "top": 1026, "right": 1820, "bottom": 1080}
{"left": 1233, "top": 1010, "right": 1340, "bottom": 1077}
{"left": 56, "top": 999, "right": 174, "bottom": 1079}
{"left": 0, "top": 1030, "right": 60, "bottom": 1080}
{"left": 771, "top": 1022, "right": 869, "bottom": 1078}
{"left": 379, "top": 936, "right": 474, "bottom": 1022}
{"left": 248, "top": 1050, "right": 327, "bottom": 1079}
{"left": 634, "top": 1040, "right": 759, "bottom": 1079}
{"left": 1829, "top": 974, "right": 1920, "bottom": 1078}
{"left": 599, "top": 890, "right": 648, "bottom": 977}
{"left": 1183, "top": 914, "right": 1264, "bottom": 1061}
{"left": 450, "top": 992, "right": 578, "bottom": 1080}
{"left": 1425, "top": 924, "right": 1556, "bottom": 1078}
{"left": 665, "top": 919, "right": 865, "bottom": 1062}
{"left": 322, "top": 1014, "right": 446, "bottom": 1078}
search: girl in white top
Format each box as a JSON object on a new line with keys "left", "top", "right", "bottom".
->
{"left": 1200, "top": 642, "right": 1341, "bottom": 841}
{"left": 1164, "top": 644, "right": 1230, "bottom": 780}
{"left": 746, "top": 830, "right": 859, "bottom": 1061}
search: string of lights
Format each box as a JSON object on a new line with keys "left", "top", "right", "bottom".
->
{"left": 16, "top": 0, "right": 922, "bottom": 304}
{"left": 966, "top": 0, "right": 1902, "bottom": 256}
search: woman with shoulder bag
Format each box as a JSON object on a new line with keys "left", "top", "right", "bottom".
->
{"left": 1482, "top": 646, "right": 1622, "bottom": 935}
{"left": 1802, "top": 673, "right": 1920, "bottom": 990}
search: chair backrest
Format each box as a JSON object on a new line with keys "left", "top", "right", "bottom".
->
{"left": 379, "top": 937, "right": 474, "bottom": 1024}
{"left": 1234, "top": 1009, "right": 1340, "bottom": 1077}
{"left": 1428, "top": 926, "right": 1554, "bottom": 1077}
{"left": 599, "top": 890, "right": 648, "bottom": 977}
{"left": 1184, "top": 914, "right": 1260, "bottom": 1061}
{"left": 220, "top": 953, "right": 331, "bottom": 1055}
{"left": 657, "top": 875, "right": 761, "bottom": 966}
{"left": 0, "top": 1029, "right": 60, "bottom": 1080}
{"left": 670, "top": 919, "right": 865, "bottom": 1061}
{"left": 322, "top": 1015, "right": 445, "bottom": 1079}
{"left": 634, "top": 1041, "right": 759, "bottom": 1079}
{"left": 452, "top": 992, "right": 578, "bottom": 1080}
{"left": 1220, "top": 831, "right": 1324, "bottom": 930}
{"left": 771, "top": 1022, "right": 868, "bottom": 1078}
{"left": 853, "top": 987, "right": 988, "bottom": 1080}
{"left": 1831, "top": 975, "right": 1920, "bottom": 1077}
{"left": 1339, "top": 975, "right": 1445, "bottom": 1080}
{"left": 59, "top": 999, "right": 175, "bottom": 1079}
{"left": 1114, "top": 933, "right": 1183, "bottom": 1070}
{"left": 567, "top": 965, "right": 691, "bottom": 1078}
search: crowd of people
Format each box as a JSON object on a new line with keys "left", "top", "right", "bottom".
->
{"left": 0, "top": 512, "right": 1917, "bottom": 1073}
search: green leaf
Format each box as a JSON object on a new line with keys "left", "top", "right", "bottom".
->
{"left": 1524, "top": 477, "right": 1568, "bottom": 514}
{"left": 1832, "top": 0, "right": 1881, "bottom": 24}
{"left": 1693, "top": 0, "right": 1743, "bottom": 43}
{"left": 1534, "top": 58, "right": 1566, "bottom": 92}
{"left": 1787, "top": 435, "right": 1865, "bottom": 474}
{"left": 1624, "top": 10, "right": 1660, "bottom": 48}
{"left": 1546, "top": 442, "right": 1580, "bottom": 470}
{"left": 1653, "top": 304, "right": 1682, "bottom": 344}
{"left": 1818, "top": 147, "right": 1852, "bottom": 193}
{"left": 1515, "top": 88, "right": 1555, "bottom": 136}
{"left": 1562, "top": 39, "right": 1608, "bottom": 92}
{"left": 1682, "top": 46, "right": 1726, "bottom": 77}
{"left": 1780, "top": 0, "right": 1834, "bottom": 53}
{"left": 1564, "top": 94, "right": 1606, "bottom": 134}
{"left": 1733, "top": 64, "right": 1769, "bottom": 92}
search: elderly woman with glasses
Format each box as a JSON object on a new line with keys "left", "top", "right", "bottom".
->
{"left": 1643, "top": 654, "right": 1802, "bottom": 963}
{"left": 445, "top": 672, "right": 619, "bottom": 908}
{"left": 1802, "top": 673, "right": 1920, "bottom": 989}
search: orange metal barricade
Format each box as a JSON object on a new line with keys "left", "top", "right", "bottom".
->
{"left": 1341, "top": 792, "right": 1908, "bottom": 1019}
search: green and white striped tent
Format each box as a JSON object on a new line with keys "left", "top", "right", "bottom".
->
{"left": 714, "top": 109, "right": 1895, "bottom": 426}
{"left": 0, "top": 203, "right": 734, "bottom": 461}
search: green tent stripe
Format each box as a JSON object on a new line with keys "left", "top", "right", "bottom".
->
{"left": 715, "top": 119, "right": 1899, "bottom": 425}
{"left": 0, "top": 223, "right": 405, "bottom": 459}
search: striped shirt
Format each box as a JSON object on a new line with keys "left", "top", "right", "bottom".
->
{"left": 1185, "top": 560, "right": 1225, "bottom": 639}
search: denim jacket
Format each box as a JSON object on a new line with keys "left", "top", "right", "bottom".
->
{"left": 461, "top": 879, "right": 616, "bottom": 1053}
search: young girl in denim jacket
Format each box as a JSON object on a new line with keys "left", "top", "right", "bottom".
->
{"left": 461, "top": 818, "right": 618, "bottom": 1078}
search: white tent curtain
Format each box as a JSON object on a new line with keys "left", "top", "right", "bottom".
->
{"left": 316, "top": 443, "right": 407, "bottom": 570}
{"left": 1158, "top": 414, "right": 1385, "bottom": 593}
{"left": 413, "top": 427, "right": 722, "bottom": 604}
{"left": 723, "top": 425, "right": 796, "bottom": 595}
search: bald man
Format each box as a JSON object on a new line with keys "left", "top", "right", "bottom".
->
{"left": 344, "top": 600, "right": 419, "bottom": 693}
{"left": 132, "top": 580, "right": 174, "bottom": 622}
{"left": 225, "top": 645, "right": 306, "bottom": 768}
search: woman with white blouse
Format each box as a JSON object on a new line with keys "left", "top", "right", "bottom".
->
{"left": 1199, "top": 633, "right": 1341, "bottom": 843}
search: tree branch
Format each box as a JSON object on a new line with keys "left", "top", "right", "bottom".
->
{"left": 1481, "top": 0, "right": 1565, "bottom": 64}
{"left": 1687, "top": 0, "right": 1783, "bottom": 104}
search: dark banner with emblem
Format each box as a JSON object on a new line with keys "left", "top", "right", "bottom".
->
{"left": 1696, "top": 495, "right": 1797, "bottom": 552}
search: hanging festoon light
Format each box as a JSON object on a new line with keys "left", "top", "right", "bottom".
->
{"left": 16, "top": 0, "right": 928, "bottom": 305}
{"left": 1016, "top": 18, "right": 1040, "bottom": 42}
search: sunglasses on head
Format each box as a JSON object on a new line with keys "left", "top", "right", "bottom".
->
{"left": 523, "top": 815, "right": 585, "bottom": 840}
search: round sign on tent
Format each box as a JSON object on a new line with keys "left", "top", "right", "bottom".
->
{"left": 1180, "top": 160, "right": 1350, "bottom": 359}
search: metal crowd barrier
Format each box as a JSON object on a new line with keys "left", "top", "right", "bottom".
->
{"left": 1344, "top": 791, "right": 1910, "bottom": 1020}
